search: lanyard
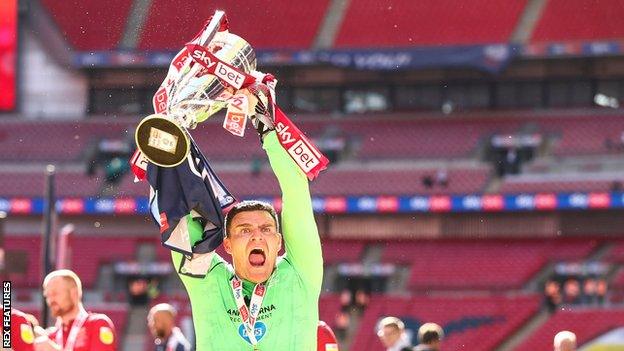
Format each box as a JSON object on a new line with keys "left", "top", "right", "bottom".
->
{"left": 230, "top": 276, "right": 266, "bottom": 346}
{"left": 55, "top": 307, "right": 88, "bottom": 351}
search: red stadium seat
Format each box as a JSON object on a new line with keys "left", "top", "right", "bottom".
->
{"left": 40, "top": 0, "right": 133, "bottom": 51}
{"left": 138, "top": 0, "right": 330, "bottom": 50}
{"left": 335, "top": 0, "right": 528, "bottom": 48}
{"left": 531, "top": 0, "right": 624, "bottom": 42}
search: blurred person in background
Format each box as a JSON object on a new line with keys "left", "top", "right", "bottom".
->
{"left": 147, "top": 303, "right": 191, "bottom": 351}
{"left": 317, "top": 321, "right": 339, "bottom": 351}
{"left": 554, "top": 330, "right": 576, "bottom": 351}
{"left": 544, "top": 280, "right": 562, "bottom": 312}
{"left": 10, "top": 308, "right": 37, "bottom": 351}
{"left": 582, "top": 278, "right": 597, "bottom": 305}
{"left": 377, "top": 316, "right": 413, "bottom": 351}
{"left": 563, "top": 279, "right": 581, "bottom": 305}
{"left": 596, "top": 279, "right": 608, "bottom": 305}
{"left": 414, "top": 322, "right": 444, "bottom": 351}
{"left": 33, "top": 269, "right": 117, "bottom": 351}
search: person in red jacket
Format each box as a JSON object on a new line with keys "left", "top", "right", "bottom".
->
{"left": 318, "top": 320, "right": 339, "bottom": 351}
{"left": 10, "top": 308, "right": 36, "bottom": 351}
{"left": 33, "top": 269, "right": 117, "bottom": 351}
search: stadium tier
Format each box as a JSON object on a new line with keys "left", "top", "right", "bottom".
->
{"left": 0, "top": 166, "right": 490, "bottom": 197}
{"left": 531, "top": 0, "right": 624, "bottom": 43}
{"left": 350, "top": 294, "right": 540, "bottom": 351}
{"left": 498, "top": 178, "right": 622, "bottom": 193}
{"left": 380, "top": 240, "right": 596, "bottom": 290}
{"left": 319, "top": 240, "right": 366, "bottom": 264}
{"left": 513, "top": 309, "right": 624, "bottom": 351}
{"left": 607, "top": 241, "right": 624, "bottom": 263}
{"left": 334, "top": 0, "right": 528, "bottom": 47}
{"left": 40, "top": 0, "right": 133, "bottom": 51}
{"left": 5, "top": 235, "right": 137, "bottom": 288}
{"left": 139, "top": 0, "right": 329, "bottom": 50}
{"left": 3, "top": 113, "right": 624, "bottom": 162}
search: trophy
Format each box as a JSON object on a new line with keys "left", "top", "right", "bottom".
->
{"left": 135, "top": 11, "right": 258, "bottom": 167}
{"left": 132, "top": 10, "right": 329, "bottom": 180}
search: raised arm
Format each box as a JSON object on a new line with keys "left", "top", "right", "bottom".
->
{"left": 263, "top": 131, "right": 323, "bottom": 291}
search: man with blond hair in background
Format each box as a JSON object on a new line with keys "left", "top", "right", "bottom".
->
{"left": 554, "top": 330, "right": 577, "bottom": 351}
{"left": 147, "top": 303, "right": 191, "bottom": 351}
{"left": 377, "top": 316, "right": 413, "bottom": 351}
{"left": 414, "top": 322, "right": 444, "bottom": 351}
{"left": 33, "top": 269, "right": 117, "bottom": 351}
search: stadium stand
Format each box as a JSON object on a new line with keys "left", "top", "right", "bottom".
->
{"left": 498, "top": 178, "right": 620, "bottom": 193}
{"left": 40, "top": 0, "right": 133, "bottom": 51}
{"left": 320, "top": 240, "right": 366, "bottom": 264}
{"left": 380, "top": 240, "right": 596, "bottom": 290}
{"left": 335, "top": 0, "right": 528, "bottom": 47}
{"left": 138, "top": 0, "right": 330, "bottom": 50}
{"left": 531, "top": 0, "right": 624, "bottom": 42}
{"left": 5, "top": 235, "right": 137, "bottom": 288}
{"left": 3, "top": 113, "right": 623, "bottom": 162}
{"left": 513, "top": 309, "right": 624, "bottom": 351}
{"left": 350, "top": 294, "right": 540, "bottom": 351}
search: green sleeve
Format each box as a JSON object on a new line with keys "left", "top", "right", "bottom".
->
{"left": 263, "top": 132, "right": 323, "bottom": 291}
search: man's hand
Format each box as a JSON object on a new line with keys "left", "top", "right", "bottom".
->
{"left": 33, "top": 326, "right": 62, "bottom": 351}
{"left": 245, "top": 83, "right": 275, "bottom": 141}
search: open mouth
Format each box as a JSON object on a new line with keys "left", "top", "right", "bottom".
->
{"left": 248, "top": 248, "right": 266, "bottom": 267}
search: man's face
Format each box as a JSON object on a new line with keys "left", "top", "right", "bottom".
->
{"left": 378, "top": 325, "right": 401, "bottom": 348}
{"left": 223, "top": 210, "right": 282, "bottom": 283}
{"left": 148, "top": 311, "right": 170, "bottom": 339}
{"left": 557, "top": 339, "right": 576, "bottom": 351}
{"left": 43, "top": 277, "right": 77, "bottom": 318}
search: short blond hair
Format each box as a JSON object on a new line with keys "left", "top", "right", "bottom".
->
{"left": 377, "top": 316, "right": 405, "bottom": 336}
{"left": 43, "top": 269, "right": 83, "bottom": 298}
{"left": 554, "top": 330, "right": 576, "bottom": 350}
{"left": 148, "top": 303, "right": 177, "bottom": 321}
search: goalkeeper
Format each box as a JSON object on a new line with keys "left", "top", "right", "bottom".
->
{"left": 169, "top": 109, "right": 323, "bottom": 350}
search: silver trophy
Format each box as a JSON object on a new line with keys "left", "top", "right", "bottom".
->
{"left": 135, "top": 11, "right": 258, "bottom": 167}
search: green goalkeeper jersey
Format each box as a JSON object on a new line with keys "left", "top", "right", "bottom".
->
{"left": 171, "top": 132, "right": 323, "bottom": 351}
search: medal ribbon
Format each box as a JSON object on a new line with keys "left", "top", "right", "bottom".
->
{"left": 54, "top": 307, "right": 88, "bottom": 351}
{"left": 230, "top": 276, "right": 266, "bottom": 345}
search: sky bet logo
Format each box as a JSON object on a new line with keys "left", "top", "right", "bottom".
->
{"left": 189, "top": 47, "right": 246, "bottom": 89}
{"left": 276, "top": 123, "right": 320, "bottom": 173}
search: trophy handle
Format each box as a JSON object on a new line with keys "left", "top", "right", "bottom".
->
{"left": 135, "top": 114, "right": 191, "bottom": 168}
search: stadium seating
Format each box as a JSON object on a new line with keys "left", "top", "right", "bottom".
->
{"left": 138, "top": 0, "right": 330, "bottom": 50}
{"left": 513, "top": 309, "right": 624, "bottom": 350}
{"left": 0, "top": 163, "right": 490, "bottom": 198}
{"left": 4, "top": 236, "right": 41, "bottom": 288}
{"left": 41, "top": 0, "right": 133, "bottom": 51}
{"left": 3, "top": 114, "right": 623, "bottom": 163}
{"left": 531, "top": 0, "right": 624, "bottom": 42}
{"left": 350, "top": 294, "right": 540, "bottom": 351}
{"left": 380, "top": 240, "right": 596, "bottom": 290}
{"left": 321, "top": 240, "right": 366, "bottom": 264}
{"left": 498, "top": 178, "right": 618, "bottom": 193}
{"left": 4, "top": 235, "right": 137, "bottom": 288}
{"left": 335, "top": 0, "right": 528, "bottom": 47}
